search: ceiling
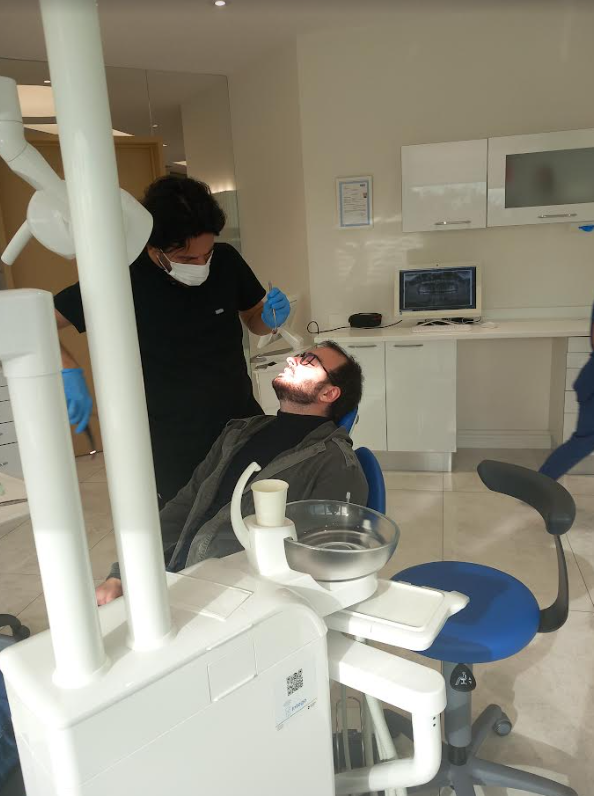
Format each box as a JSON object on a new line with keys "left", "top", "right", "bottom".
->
{"left": 0, "top": 0, "right": 415, "bottom": 77}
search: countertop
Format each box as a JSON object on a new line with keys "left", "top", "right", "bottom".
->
{"left": 314, "top": 318, "right": 590, "bottom": 345}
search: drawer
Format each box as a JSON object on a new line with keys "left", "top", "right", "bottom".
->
{"left": 0, "top": 423, "right": 17, "bottom": 446}
{"left": 0, "top": 442, "right": 22, "bottom": 479}
{"left": 567, "top": 352, "right": 590, "bottom": 370}
{"left": 564, "top": 390, "right": 578, "bottom": 414}
{"left": 0, "top": 402, "right": 13, "bottom": 423}
{"left": 0, "top": 386, "right": 9, "bottom": 402}
{"left": 0, "top": 367, "right": 5, "bottom": 388}
{"left": 566, "top": 368, "right": 581, "bottom": 390}
{"left": 568, "top": 336, "right": 591, "bottom": 353}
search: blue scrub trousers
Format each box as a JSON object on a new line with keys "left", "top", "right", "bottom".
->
{"left": 0, "top": 671, "right": 18, "bottom": 787}
{"left": 540, "top": 357, "right": 594, "bottom": 480}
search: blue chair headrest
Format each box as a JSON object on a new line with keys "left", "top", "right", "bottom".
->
{"left": 355, "top": 447, "right": 386, "bottom": 514}
{"left": 338, "top": 407, "right": 358, "bottom": 434}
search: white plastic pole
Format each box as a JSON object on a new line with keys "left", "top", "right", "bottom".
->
{"left": 38, "top": 0, "right": 172, "bottom": 650}
{"left": 0, "top": 289, "right": 106, "bottom": 688}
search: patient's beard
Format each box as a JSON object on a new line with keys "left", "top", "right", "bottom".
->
{"left": 272, "top": 375, "right": 323, "bottom": 406}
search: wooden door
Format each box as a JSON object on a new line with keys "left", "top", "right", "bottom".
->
{"left": 0, "top": 134, "right": 164, "bottom": 455}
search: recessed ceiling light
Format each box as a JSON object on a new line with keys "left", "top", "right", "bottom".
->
{"left": 214, "top": 1, "right": 227, "bottom": 6}
{"left": 43, "top": 79, "right": 51, "bottom": 84}
{"left": 163, "top": 143, "right": 168, "bottom": 147}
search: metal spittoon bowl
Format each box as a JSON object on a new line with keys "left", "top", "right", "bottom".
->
{"left": 283, "top": 500, "right": 400, "bottom": 582}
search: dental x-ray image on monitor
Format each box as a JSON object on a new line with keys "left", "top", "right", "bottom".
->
{"left": 395, "top": 262, "right": 482, "bottom": 321}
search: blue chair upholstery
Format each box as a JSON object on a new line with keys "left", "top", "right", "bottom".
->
{"left": 355, "top": 447, "right": 385, "bottom": 513}
{"left": 338, "top": 408, "right": 358, "bottom": 435}
{"left": 396, "top": 561, "right": 540, "bottom": 663}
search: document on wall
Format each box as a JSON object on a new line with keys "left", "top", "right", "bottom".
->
{"left": 337, "top": 176, "right": 373, "bottom": 229}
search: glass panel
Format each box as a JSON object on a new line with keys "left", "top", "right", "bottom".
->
{"left": 505, "top": 148, "right": 594, "bottom": 208}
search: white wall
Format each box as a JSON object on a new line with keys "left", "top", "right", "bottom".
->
{"left": 228, "top": 43, "right": 311, "bottom": 343}
{"left": 293, "top": 4, "right": 594, "bottom": 437}
{"left": 228, "top": 3, "right": 594, "bottom": 440}
{"left": 297, "top": 5, "right": 594, "bottom": 328}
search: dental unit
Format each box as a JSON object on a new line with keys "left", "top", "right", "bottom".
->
{"left": 0, "top": 2, "right": 469, "bottom": 793}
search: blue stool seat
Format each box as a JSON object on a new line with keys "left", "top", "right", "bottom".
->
{"left": 395, "top": 561, "right": 541, "bottom": 664}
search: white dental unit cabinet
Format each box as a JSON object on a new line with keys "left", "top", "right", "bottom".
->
{"left": 0, "top": 2, "right": 470, "bottom": 795}
{"left": 316, "top": 320, "right": 589, "bottom": 470}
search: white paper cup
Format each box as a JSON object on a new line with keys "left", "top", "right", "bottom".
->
{"left": 251, "top": 479, "right": 289, "bottom": 527}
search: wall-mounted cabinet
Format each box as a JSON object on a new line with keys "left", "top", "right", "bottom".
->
{"left": 487, "top": 129, "right": 594, "bottom": 227}
{"left": 401, "top": 139, "right": 487, "bottom": 233}
{"left": 401, "top": 129, "right": 594, "bottom": 232}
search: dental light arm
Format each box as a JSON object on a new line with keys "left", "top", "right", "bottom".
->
{"left": 0, "top": 75, "right": 151, "bottom": 267}
{"left": 0, "top": 76, "right": 64, "bottom": 193}
{"left": 328, "top": 632, "right": 445, "bottom": 794}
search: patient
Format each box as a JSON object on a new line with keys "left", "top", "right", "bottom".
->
{"left": 96, "top": 341, "right": 367, "bottom": 604}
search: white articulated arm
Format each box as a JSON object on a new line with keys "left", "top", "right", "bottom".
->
{"left": 0, "top": 289, "right": 107, "bottom": 688}
{"left": 0, "top": 75, "right": 151, "bottom": 266}
{"left": 0, "top": 76, "right": 64, "bottom": 194}
{"left": 328, "top": 631, "right": 445, "bottom": 794}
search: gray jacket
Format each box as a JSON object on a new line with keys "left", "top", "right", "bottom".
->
{"left": 109, "top": 415, "right": 368, "bottom": 579}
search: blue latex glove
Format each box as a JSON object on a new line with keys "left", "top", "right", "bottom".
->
{"left": 62, "top": 367, "right": 92, "bottom": 433}
{"left": 262, "top": 287, "right": 290, "bottom": 330}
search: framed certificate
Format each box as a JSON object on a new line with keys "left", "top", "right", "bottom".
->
{"left": 337, "top": 176, "right": 373, "bottom": 229}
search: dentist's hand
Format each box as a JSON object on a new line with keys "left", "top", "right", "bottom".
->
{"left": 96, "top": 578, "right": 123, "bottom": 606}
{"left": 62, "top": 367, "right": 92, "bottom": 433}
{"left": 262, "top": 287, "right": 290, "bottom": 329}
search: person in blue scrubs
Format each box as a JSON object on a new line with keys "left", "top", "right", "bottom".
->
{"left": 540, "top": 304, "right": 594, "bottom": 480}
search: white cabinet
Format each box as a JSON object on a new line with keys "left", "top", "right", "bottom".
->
{"left": 386, "top": 341, "right": 457, "bottom": 452}
{"left": 401, "top": 139, "right": 487, "bottom": 233}
{"left": 488, "top": 129, "right": 594, "bottom": 227}
{"left": 341, "top": 343, "right": 387, "bottom": 451}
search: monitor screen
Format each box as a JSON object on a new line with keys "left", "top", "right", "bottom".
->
{"left": 400, "top": 266, "right": 476, "bottom": 313}
{"left": 505, "top": 147, "right": 594, "bottom": 208}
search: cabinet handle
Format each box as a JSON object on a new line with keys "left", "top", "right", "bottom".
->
{"left": 434, "top": 220, "right": 471, "bottom": 226}
{"left": 347, "top": 344, "right": 377, "bottom": 349}
{"left": 537, "top": 213, "right": 577, "bottom": 219}
{"left": 392, "top": 344, "right": 423, "bottom": 348}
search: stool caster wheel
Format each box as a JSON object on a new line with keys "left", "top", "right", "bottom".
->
{"left": 494, "top": 715, "right": 512, "bottom": 737}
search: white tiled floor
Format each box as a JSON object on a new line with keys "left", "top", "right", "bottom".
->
{"left": 1, "top": 448, "right": 593, "bottom": 794}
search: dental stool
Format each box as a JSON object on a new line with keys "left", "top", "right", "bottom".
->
{"left": 387, "top": 460, "right": 577, "bottom": 796}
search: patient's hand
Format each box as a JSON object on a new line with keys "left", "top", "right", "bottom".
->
{"left": 96, "top": 577, "right": 123, "bottom": 605}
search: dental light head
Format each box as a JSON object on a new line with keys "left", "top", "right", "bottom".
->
{"left": 0, "top": 75, "right": 152, "bottom": 266}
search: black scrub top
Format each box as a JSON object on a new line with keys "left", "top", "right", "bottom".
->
{"left": 54, "top": 243, "right": 266, "bottom": 426}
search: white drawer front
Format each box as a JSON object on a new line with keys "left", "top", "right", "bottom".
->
{"left": 567, "top": 352, "right": 590, "bottom": 370}
{"left": 0, "top": 423, "right": 17, "bottom": 446}
{"left": 0, "top": 442, "right": 22, "bottom": 478}
{"left": 0, "top": 402, "right": 13, "bottom": 423}
{"left": 0, "top": 386, "right": 9, "bottom": 402}
{"left": 566, "top": 368, "right": 581, "bottom": 390}
{"left": 564, "top": 390, "right": 578, "bottom": 414}
{"left": 568, "top": 336, "right": 590, "bottom": 353}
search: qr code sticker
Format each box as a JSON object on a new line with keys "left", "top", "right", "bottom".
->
{"left": 286, "top": 668, "right": 304, "bottom": 696}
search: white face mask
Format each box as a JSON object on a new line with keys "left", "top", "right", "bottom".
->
{"left": 161, "top": 252, "right": 213, "bottom": 287}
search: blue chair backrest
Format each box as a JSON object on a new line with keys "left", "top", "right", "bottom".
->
{"left": 355, "top": 447, "right": 386, "bottom": 514}
{"left": 338, "top": 407, "right": 358, "bottom": 435}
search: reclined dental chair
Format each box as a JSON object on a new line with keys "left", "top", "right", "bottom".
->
{"left": 387, "top": 460, "right": 577, "bottom": 796}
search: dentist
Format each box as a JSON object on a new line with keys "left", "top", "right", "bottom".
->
{"left": 54, "top": 175, "right": 290, "bottom": 505}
